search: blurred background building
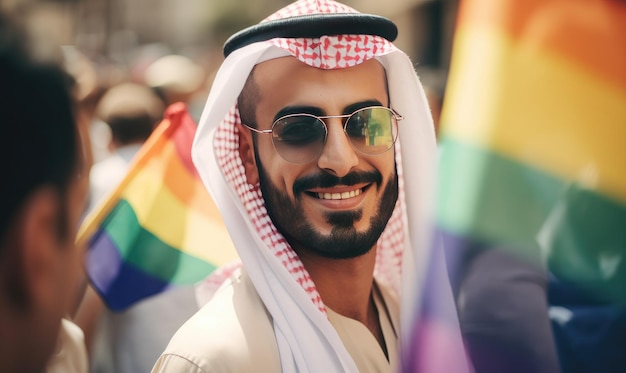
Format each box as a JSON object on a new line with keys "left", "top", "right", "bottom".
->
{"left": 1, "top": 0, "right": 456, "bottom": 85}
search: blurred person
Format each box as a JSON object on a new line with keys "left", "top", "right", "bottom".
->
{"left": 0, "top": 13, "right": 88, "bottom": 373}
{"left": 153, "top": 0, "right": 467, "bottom": 372}
{"left": 76, "top": 82, "right": 204, "bottom": 373}
{"left": 143, "top": 54, "right": 206, "bottom": 119}
{"left": 62, "top": 45, "right": 105, "bottom": 166}
{"left": 80, "top": 81, "right": 163, "bottom": 363}
{"left": 61, "top": 45, "right": 113, "bottom": 169}
{"left": 78, "top": 278, "right": 201, "bottom": 373}
{"left": 88, "top": 82, "right": 165, "bottom": 208}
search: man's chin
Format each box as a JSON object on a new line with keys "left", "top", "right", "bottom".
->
{"left": 317, "top": 241, "right": 374, "bottom": 259}
{"left": 324, "top": 209, "right": 363, "bottom": 228}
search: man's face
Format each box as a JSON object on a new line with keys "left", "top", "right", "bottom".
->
{"left": 44, "top": 171, "right": 89, "bottom": 338}
{"left": 16, "top": 168, "right": 88, "bottom": 373}
{"left": 57, "top": 172, "right": 89, "bottom": 311}
{"left": 241, "top": 57, "right": 398, "bottom": 259}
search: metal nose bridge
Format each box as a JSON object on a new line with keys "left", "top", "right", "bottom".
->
{"left": 316, "top": 112, "right": 353, "bottom": 121}
{"left": 316, "top": 114, "right": 357, "bottom": 143}
{"left": 316, "top": 113, "right": 355, "bottom": 149}
{"left": 315, "top": 112, "right": 353, "bottom": 130}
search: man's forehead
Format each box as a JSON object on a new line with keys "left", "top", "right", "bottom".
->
{"left": 249, "top": 56, "right": 389, "bottom": 117}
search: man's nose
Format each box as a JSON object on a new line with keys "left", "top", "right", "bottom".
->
{"left": 317, "top": 119, "right": 358, "bottom": 177}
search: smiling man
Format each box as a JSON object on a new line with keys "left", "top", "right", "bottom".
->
{"left": 153, "top": 1, "right": 462, "bottom": 372}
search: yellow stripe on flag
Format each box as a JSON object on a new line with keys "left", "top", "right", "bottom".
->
{"left": 442, "top": 27, "right": 626, "bottom": 203}
{"left": 121, "top": 149, "right": 235, "bottom": 264}
{"left": 456, "top": 0, "right": 626, "bottom": 91}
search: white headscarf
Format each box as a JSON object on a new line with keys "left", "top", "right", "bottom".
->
{"left": 192, "top": 1, "right": 465, "bottom": 371}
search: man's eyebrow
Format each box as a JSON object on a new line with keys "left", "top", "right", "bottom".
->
{"left": 274, "top": 106, "right": 324, "bottom": 121}
{"left": 274, "top": 100, "right": 386, "bottom": 122}
{"left": 343, "top": 100, "right": 384, "bottom": 115}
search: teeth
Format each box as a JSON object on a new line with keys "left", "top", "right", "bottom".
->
{"left": 317, "top": 188, "right": 362, "bottom": 200}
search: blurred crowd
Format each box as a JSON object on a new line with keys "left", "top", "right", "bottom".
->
{"left": 66, "top": 47, "right": 208, "bottom": 162}
{"left": 69, "top": 45, "right": 214, "bottom": 373}
{"left": 0, "top": 11, "right": 214, "bottom": 372}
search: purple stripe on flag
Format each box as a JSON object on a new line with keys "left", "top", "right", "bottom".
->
{"left": 87, "top": 229, "right": 123, "bottom": 292}
{"left": 86, "top": 229, "right": 171, "bottom": 311}
{"left": 403, "top": 231, "right": 470, "bottom": 372}
{"left": 439, "top": 228, "right": 560, "bottom": 373}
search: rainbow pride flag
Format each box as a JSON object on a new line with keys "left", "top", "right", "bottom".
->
{"left": 78, "top": 103, "right": 238, "bottom": 311}
{"left": 430, "top": 0, "right": 626, "bottom": 371}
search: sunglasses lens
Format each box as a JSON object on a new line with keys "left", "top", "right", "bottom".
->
{"left": 345, "top": 108, "right": 397, "bottom": 154}
{"left": 269, "top": 107, "right": 398, "bottom": 163}
{"left": 272, "top": 116, "right": 326, "bottom": 163}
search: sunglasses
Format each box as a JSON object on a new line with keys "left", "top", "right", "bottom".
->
{"left": 242, "top": 106, "right": 403, "bottom": 164}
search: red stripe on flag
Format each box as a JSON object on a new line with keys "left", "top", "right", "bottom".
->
{"left": 457, "top": 0, "right": 626, "bottom": 90}
{"left": 163, "top": 102, "right": 200, "bottom": 176}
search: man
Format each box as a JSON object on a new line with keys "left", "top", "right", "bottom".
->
{"left": 0, "top": 14, "right": 89, "bottom": 373}
{"left": 153, "top": 0, "right": 462, "bottom": 371}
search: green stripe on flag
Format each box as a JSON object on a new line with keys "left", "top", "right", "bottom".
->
{"left": 438, "top": 137, "right": 559, "bottom": 254}
{"left": 101, "top": 200, "right": 217, "bottom": 285}
{"left": 438, "top": 137, "right": 626, "bottom": 304}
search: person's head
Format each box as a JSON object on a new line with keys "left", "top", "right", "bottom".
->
{"left": 0, "top": 14, "right": 88, "bottom": 373}
{"left": 237, "top": 56, "right": 400, "bottom": 259}
{"left": 144, "top": 54, "right": 205, "bottom": 105}
{"left": 222, "top": 0, "right": 406, "bottom": 261}
{"left": 96, "top": 82, "right": 165, "bottom": 150}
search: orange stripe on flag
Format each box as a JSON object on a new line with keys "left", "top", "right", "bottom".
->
{"left": 457, "top": 0, "right": 626, "bottom": 90}
{"left": 160, "top": 140, "right": 214, "bottom": 217}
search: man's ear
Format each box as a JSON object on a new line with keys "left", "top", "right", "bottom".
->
{"left": 238, "top": 125, "right": 260, "bottom": 186}
{"left": 1, "top": 188, "right": 60, "bottom": 310}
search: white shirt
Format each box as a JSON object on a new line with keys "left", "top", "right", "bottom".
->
{"left": 46, "top": 319, "right": 88, "bottom": 373}
{"left": 88, "top": 143, "right": 142, "bottom": 211}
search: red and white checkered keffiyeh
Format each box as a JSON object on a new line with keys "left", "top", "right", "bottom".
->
{"left": 192, "top": 0, "right": 462, "bottom": 371}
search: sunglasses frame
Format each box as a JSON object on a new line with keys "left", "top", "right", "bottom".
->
{"left": 241, "top": 105, "right": 403, "bottom": 164}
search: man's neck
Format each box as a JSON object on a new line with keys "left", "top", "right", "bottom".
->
{"left": 297, "top": 247, "right": 386, "bottom": 349}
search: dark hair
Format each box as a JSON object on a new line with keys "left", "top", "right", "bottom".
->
{"left": 96, "top": 82, "right": 165, "bottom": 146}
{"left": 107, "top": 115, "right": 157, "bottom": 145}
{"left": 237, "top": 66, "right": 260, "bottom": 128}
{"left": 0, "top": 15, "right": 79, "bottom": 244}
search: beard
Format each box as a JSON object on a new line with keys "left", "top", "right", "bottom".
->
{"left": 255, "top": 150, "right": 399, "bottom": 259}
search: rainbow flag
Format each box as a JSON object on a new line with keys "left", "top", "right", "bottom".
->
{"left": 78, "top": 103, "right": 238, "bottom": 311}
{"left": 432, "top": 0, "right": 626, "bottom": 371}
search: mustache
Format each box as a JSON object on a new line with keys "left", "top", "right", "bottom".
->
{"left": 293, "top": 170, "right": 383, "bottom": 195}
